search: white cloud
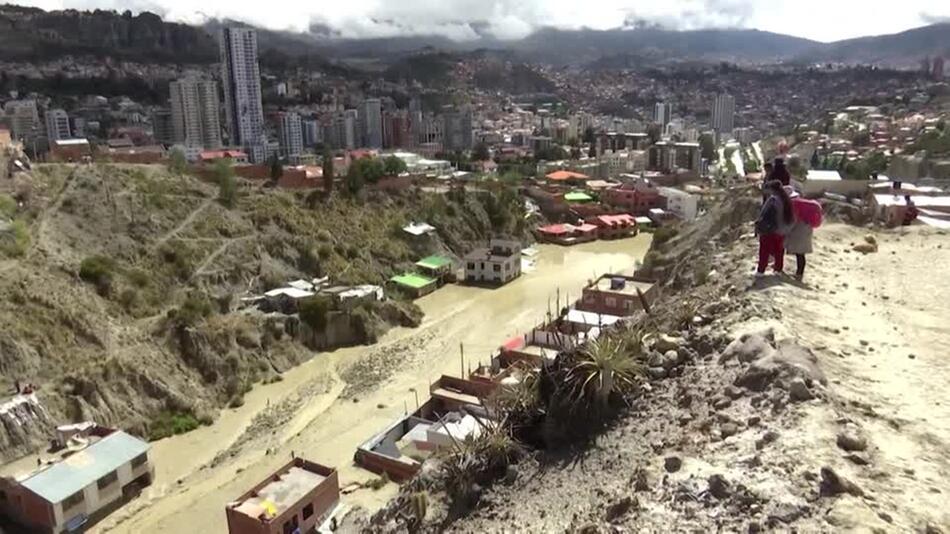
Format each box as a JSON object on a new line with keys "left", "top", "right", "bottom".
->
{"left": 8, "top": 0, "right": 950, "bottom": 42}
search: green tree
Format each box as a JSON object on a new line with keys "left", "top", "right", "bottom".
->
{"left": 699, "top": 133, "right": 717, "bottom": 162}
{"left": 472, "top": 142, "right": 490, "bottom": 162}
{"left": 349, "top": 157, "right": 385, "bottom": 185}
{"left": 299, "top": 296, "right": 331, "bottom": 332}
{"left": 383, "top": 155, "right": 408, "bottom": 176}
{"left": 269, "top": 155, "right": 283, "bottom": 183}
{"left": 79, "top": 255, "right": 116, "bottom": 296}
{"left": 168, "top": 148, "right": 187, "bottom": 175}
{"left": 810, "top": 149, "right": 820, "bottom": 169}
{"left": 214, "top": 159, "right": 237, "bottom": 208}
{"left": 322, "top": 150, "right": 334, "bottom": 197}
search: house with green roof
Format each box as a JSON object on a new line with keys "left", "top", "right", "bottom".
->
{"left": 414, "top": 255, "right": 454, "bottom": 281}
{"left": 389, "top": 273, "right": 438, "bottom": 298}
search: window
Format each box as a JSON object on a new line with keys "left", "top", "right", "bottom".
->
{"left": 467, "top": 262, "right": 475, "bottom": 270}
{"left": 605, "top": 297, "right": 617, "bottom": 308}
{"left": 283, "top": 515, "right": 300, "bottom": 534}
{"left": 97, "top": 471, "right": 118, "bottom": 490}
{"left": 303, "top": 503, "right": 314, "bottom": 520}
{"left": 131, "top": 453, "right": 148, "bottom": 469}
{"left": 493, "top": 264, "right": 501, "bottom": 272}
{"left": 62, "top": 491, "right": 84, "bottom": 510}
{"left": 504, "top": 263, "right": 510, "bottom": 271}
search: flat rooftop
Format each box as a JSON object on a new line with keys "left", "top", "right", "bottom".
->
{"left": 592, "top": 277, "right": 653, "bottom": 297}
{"left": 234, "top": 467, "right": 326, "bottom": 519}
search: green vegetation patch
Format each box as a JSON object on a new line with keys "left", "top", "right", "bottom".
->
{"left": 148, "top": 410, "right": 205, "bottom": 441}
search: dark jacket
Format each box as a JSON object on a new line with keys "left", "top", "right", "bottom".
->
{"left": 756, "top": 195, "right": 787, "bottom": 235}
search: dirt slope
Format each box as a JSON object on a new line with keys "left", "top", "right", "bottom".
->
{"left": 0, "top": 163, "right": 524, "bottom": 462}
{"left": 361, "top": 205, "right": 950, "bottom": 532}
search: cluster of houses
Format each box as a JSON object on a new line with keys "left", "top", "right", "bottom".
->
{"left": 353, "top": 271, "right": 658, "bottom": 483}
{"left": 529, "top": 171, "right": 702, "bottom": 246}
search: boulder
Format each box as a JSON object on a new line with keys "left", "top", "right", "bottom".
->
{"left": 788, "top": 378, "right": 814, "bottom": 402}
{"left": 604, "top": 496, "right": 637, "bottom": 522}
{"left": 654, "top": 334, "right": 683, "bottom": 353}
{"left": 720, "top": 422, "right": 740, "bottom": 439}
{"left": 736, "top": 340, "right": 826, "bottom": 392}
{"left": 819, "top": 467, "right": 864, "bottom": 497}
{"left": 719, "top": 330, "right": 776, "bottom": 364}
{"left": 664, "top": 456, "right": 683, "bottom": 473}
{"left": 836, "top": 430, "right": 868, "bottom": 452}
{"left": 708, "top": 474, "right": 732, "bottom": 499}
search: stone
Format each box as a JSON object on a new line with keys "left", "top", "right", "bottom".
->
{"left": 845, "top": 453, "right": 871, "bottom": 466}
{"left": 724, "top": 385, "right": 745, "bottom": 399}
{"left": 719, "top": 331, "right": 776, "bottom": 364}
{"left": 647, "top": 367, "right": 668, "bottom": 380}
{"left": 707, "top": 474, "right": 731, "bottom": 499}
{"left": 713, "top": 397, "right": 732, "bottom": 410}
{"left": 924, "top": 523, "right": 946, "bottom": 534}
{"left": 662, "top": 350, "right": 680, "bottom": 370}
{"left": 747, "top": 416, "right": 761, "bottom": 427}
{"left": 664, "top": 456, "right": 683, "bottom": 473}
{"left": 819, "top": 467, "right": 863, "bottom": 497}
{"left": 720, "top": 423, "right": 740, "bottom": 439}
{"left": 503, "top": 464, "right": 519, "bottom": 485}
{"left": 836, "top": 430, "right": 868, "bottom": 452}
{"left": 648, "top": 351, "right": 664, "bottom": 368}
{"left": 632, "top": 468, "right": 650, "bottom": 492}
{"left": 788, "top": 378, "right": 814, "bottom": 402}
{"left": 859, "top": 340, "right": 869, "bottom": 347}
{"left": 654, "top": 334, "right": 683, "bottom": 352}
{"left": 604, "top": 496, "right": 636, "bottom": 522}
{"left": 755, "top": 430, "right": 779, "bottom": 450}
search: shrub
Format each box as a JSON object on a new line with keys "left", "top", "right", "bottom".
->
{"left": 79, "top": 255, "right": 116, "bottom": 295}
{"left": 148, "top": 411, "right": 202, "bottom": 441}
{"left": 652, "top": 225, "right": 679, "bottom": 246}
{"left": 565, "top": 335, "right": 644, "bottom": 411}
{"left": 171, "top": 293, "right": 213, "bottom": 327}
{"left": 0, "top": 219, "right": 30, "bottom": 257}
{"left": 0, "top": 194, "right": 16, "bottom": 218}
{"left": 299, "top": 296, "right": 331, "bottom": 332}
{"left": 118, "top": 289, "right": 139, "bottom": 311}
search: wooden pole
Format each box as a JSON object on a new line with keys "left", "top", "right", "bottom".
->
{"left": 460, "top": 342, "right": 465, "bottom": 377}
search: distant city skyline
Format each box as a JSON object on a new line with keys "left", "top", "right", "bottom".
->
{"left": 9, "top": 0, "right": 950, "bottom": 44}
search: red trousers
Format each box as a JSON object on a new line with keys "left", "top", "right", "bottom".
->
{"left": 757, "top": 233, "right": 785, "bottom": 273}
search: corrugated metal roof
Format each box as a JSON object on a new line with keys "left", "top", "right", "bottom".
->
{"left": 21, "top": 431, "right": 149, "bottom": 504}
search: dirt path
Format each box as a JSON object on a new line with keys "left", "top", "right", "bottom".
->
{"left": 93, "top": 237, "right": 651, "bottom": 534}
{"left": 152, "top": 198, "right": 213, "bottom": 250}
{"left": 760, "top": 224, "right": 950, "bottom": 530}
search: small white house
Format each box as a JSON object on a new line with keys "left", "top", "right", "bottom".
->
{"left": 464, "top": 239, "right": 522, "bottom": 286}
{"left": 657, "top": 187, "right": 699, "bottom": 220}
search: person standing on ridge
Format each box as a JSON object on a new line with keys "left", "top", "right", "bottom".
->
{"left": 785, "top": 187, "right": 823, "bottom": 280}
{"left": 755, "top": 181, "right": 794, "bottom": 277}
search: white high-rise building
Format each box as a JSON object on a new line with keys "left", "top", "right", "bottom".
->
{"left": 654, "top": 102, "right": 673, "bottom": 126}
{"left": 712, "top": 94, "right": 736, "bottom": 133}
{"left": 169, "top": 78, "right": 221, "bottom": 150}
{"left": 5, "top": 100, "right": 40, "bottom": 141}
{"left": 277, "top": 112, "right": 303, "bottom": 159}
{"left": 45, "top": 108, "right": 71, "bottom": 141}
{"left": 220, "top": 27, "right": 265, "bottom": 162}
{"left": 362, "top": 98, "right": 382, "bottom": 148}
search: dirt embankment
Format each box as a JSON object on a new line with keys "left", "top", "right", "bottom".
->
{"left": 0, "top": 163, "right": 526, "bottom": 462}
{"left": 356, "top": 193, "right": 950, "bottom": 533}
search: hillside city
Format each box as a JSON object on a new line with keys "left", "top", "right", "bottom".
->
{"left": 1, "top": 5, "right": 950, "bottom": 534}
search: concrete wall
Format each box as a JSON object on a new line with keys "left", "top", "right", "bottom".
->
{"left": 802, "top": 179, "right": 872, "bottom": 198}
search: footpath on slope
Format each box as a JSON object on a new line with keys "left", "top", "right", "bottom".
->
{"left": 359, "top": 200, "right": 950, "bottom": 533}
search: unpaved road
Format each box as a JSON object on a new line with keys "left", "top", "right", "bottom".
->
{"left": 93, "top": 236, "right": 650, "bottom": 534}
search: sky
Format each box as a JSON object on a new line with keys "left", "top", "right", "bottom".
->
{"left": 10, "top": 0, "right": 950, "bottom": 43}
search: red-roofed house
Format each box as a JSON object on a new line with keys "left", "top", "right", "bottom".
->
{"left": 536, "top": 222, "right": 599, "bottom": 245}
{"left": 586, "top": 214, "right": 638, "bottom": 239}
{"left": 545, "top": 170, "right": 590, "bottom": 184}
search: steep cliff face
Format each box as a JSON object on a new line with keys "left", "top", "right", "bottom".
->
{"left": 0, "top": 5, "right": 218, "bottom": 62}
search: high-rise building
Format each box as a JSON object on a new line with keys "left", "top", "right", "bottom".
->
{"left": 220, "top": 27, "right": 265, "bottom": 162}
{"left": 45, "top": 109, "right": 71, "bottom": 141}
{"left": 169, "top": 78, "right": 222, "bottom": 149}
{"left": 4, "top": 100, "right": 39, "bottom": 141}
{"left": 654, "top": 102, "right": 673, "bottom": 126}
{"left": 711, "top": 94, "right": 735, "bottom": 133}
{"left": 302, "top": 119, "right": 322, "bottom": 148}
{"left": 343, "top": 109, "right": 358, "bottom": 149}
{"left": 361, "top": 98, "right": 382, "bottom": 148}
{"left": 277, "top": 112, "right": 303, "bottom": 159}
{"left": 151, "top": 109, "right": 175, "bottom": 145}
{"left": 443, "top": 108, "right": 473, "bottom": 151}
{"left": 383, "top": 110, "right": 411, "bottom": 149}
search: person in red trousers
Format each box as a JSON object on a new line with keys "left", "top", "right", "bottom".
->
{"left": 755, "top": 180, "right": 794, "bottom": 276}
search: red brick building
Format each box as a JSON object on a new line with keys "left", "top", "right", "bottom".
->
{"left": 601, "top": 178, "right": 662, "bottom": 215}
{"left": 577, "top": 275, "right": 658, "bottom": 316}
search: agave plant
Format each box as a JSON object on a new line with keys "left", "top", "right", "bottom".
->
{"left": 566, "top": 334, "right": 645, "bottom": 411}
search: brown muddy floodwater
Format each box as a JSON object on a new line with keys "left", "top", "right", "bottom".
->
{"left": 93, "top": 236, "right": 651, "bottom": 534}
